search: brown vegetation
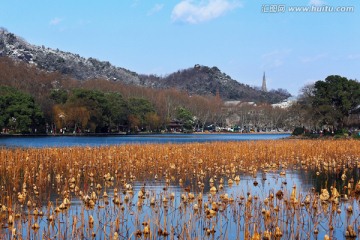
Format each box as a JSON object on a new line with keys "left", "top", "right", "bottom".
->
{"left": 0, "top": 57, "right": 223, "bottom": 131}
{"left": 0, "top": 139, "right": 359, "bottom": 238}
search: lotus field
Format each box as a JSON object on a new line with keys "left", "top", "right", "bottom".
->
{"left": 0, "top": 139, "right": 360, "bottom": 239}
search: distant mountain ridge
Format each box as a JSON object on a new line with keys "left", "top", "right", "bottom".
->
{"left": 0, "top": 28, "right": 140, "bottom": 84}
{"left": 0, "top": 28, "right": 290, "bottom": 103}
{"left": 141, "top": 66, "right": 290, "bottom": 103}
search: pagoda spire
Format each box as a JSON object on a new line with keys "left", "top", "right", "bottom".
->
{"left": 262, "top": 72, "right": 267, "bottom": 92}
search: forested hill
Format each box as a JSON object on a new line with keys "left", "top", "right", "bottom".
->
{"left": 0, "top": 27, "right": 290, "bottom": 103}
{"left": 141, "top": 66, "right": 291, "bottom": 103}
{"left": 0, "top": 28, "right": 140, "bottom": 84}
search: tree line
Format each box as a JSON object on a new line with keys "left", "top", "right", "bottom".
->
{"left": 0, "top": 57, "right": 223, "bottom": 134}
{"left": 0, "top": 57, "right": 359, "bottom": 135}
{"left": 291, "top": 75, "right": 360, "bottom": 135}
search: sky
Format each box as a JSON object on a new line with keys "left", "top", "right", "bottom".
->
{"left": 1, "top": 0, "right": 359, "bottom": 96}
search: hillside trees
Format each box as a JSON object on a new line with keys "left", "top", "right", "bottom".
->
{"left": 50, "top": 89, "right": 161, "bottom": 133}
{"left": 176, "top": 107, "right": 194, "bottom": 130}
{"left": 296, "top": 75, "right": 360, "bottom": 129}
{"left": 105, "top": 92, "right": 128, "bottom": 131}
{"left": 0, "top": 57, "right": 77, "bottom": 122}
{"left": 224, "top": 101, "right": 294, "bottom": 131}
{"left": 69, "top": 89, "right": 107, "bottom": 132}
{"left": 0, "top": 57, "right": 228, "bottom": 133}
{"left": 144, "top": 112, "right": 161, "bottom": 132}
{"left": 312, "top": 75, "right": 360, "bottom": 127}
{"left": 0, "top": 86, "right": 44, "bottom": 133}
{"left": 147, "top": 66, "right": 291, "bottom": 103}
{"left": 127, "top": 98, "right": 157, "bottom": 131}
{"left": 51, "top": 89, "right": 131, "bottom": 133}
{"left": 189, "top": 95, "right": 214, "bottom": 131}
{"left": 291, "top": 84, "right": 318, "bottom": 129}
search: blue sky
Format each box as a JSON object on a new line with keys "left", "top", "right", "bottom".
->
{"left": 1, "top": 0, "right": 359, "bottom": 95}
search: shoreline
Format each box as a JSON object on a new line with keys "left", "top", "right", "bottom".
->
{"left": 0, "top": 131, "right": 292, "bottom": 138}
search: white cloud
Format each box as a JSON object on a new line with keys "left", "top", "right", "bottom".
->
{"left": 261, "top": 49, "right": 292, "bottom": 70}
{"left": 300, "top": 53, "right": 326, "bottom": 63}
{"left": 171, "top": 0, "right": 241, "bottom": 24}
{"left": 309, "top": 0, "right": 326, "bottom": 6}
{"left": 147, "top": 3, "right": 164, "bottom": 16}
{"left": 49, "top": 17, "right": 63, "bottom": 26}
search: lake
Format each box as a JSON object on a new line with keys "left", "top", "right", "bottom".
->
{"left": 0, "top": 133, "right": 290, "bottom": 148}
{"left": 1, "top": 136, "right": 357, "bottom": 240}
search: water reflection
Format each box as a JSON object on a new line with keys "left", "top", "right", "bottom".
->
{"left": 4, "top": 169, "right": 358, "bottom": 239}
{"left": 1, "top": 139, "right": 359, "bottom": 239}
{"left": 296, "top": 166, "right": 360, "bottom": 196}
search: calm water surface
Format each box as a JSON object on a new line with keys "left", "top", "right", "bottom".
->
{"left": 1, "top": 133, "right": 355, "bottom": 240}
{"left": 11, "top": 169, "right": 358, "bottom": 240}
{"left": 0, "top": 133, "right": 290, "bottom": 148}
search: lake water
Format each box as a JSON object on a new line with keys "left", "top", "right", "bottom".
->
{"left": 5, "top": 167, "right": 356, "bottom": 240}
{"left": 0, "top": 133, "right": 290, "bottom": 148}
{"left": 1, "top": 133, "right": 356, "bottom": 240}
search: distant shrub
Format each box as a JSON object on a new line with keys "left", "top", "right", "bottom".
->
{"left": 334, "top": 128, "right": 349, "bottom": 138}
{"left": 292, "top": 127, "right": 305, "bottom": 136}
{"left": 304, "top": 132, "right": 320, "bottom": 138}
{"left": 323, "top": 130, "right": 333, "bottom": 136}
{"left": 353, "top": 132, "right": 360, "bottom": 139}
{"left": 334, "top": 128, "right": 348, "bottom": 135}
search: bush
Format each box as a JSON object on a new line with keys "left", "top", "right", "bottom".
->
{"left": 304, "top": 132, "right": 320, "bottom": 138}
{"left": 323, "top": 130, "right": 333, "bottom": 136}
{"left": 334, "top": 128, "right": 348, "bottom": 135}
{"left": 292, "top": 127, "right": 305, "bottom": 136}
{"left": 353, "top": 132, "right": 360, "bottom": 139}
